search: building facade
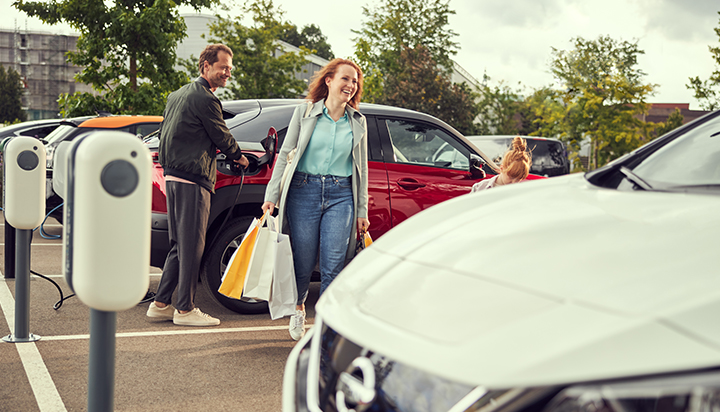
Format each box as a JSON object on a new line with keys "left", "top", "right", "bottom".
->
{"left": 0, "top": 28, "right": 93, "bottom": 120}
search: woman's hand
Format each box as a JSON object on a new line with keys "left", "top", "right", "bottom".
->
{"left": 357, "top": 218, "right": 370, "bottom": 233}
{"left": 261, "top": 201, "right": 275, "bottom": 215}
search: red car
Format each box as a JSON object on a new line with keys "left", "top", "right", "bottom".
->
{"left": 145, "top": 100, "right": 544, "bottom": 314}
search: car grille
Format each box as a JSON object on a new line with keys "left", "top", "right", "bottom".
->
{"left": 313, "top": 323, "right": 475, "bottom": 412}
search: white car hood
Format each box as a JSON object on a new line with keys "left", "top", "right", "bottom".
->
{"left": 319, "top": 174, "right": 720, "bottom": 388}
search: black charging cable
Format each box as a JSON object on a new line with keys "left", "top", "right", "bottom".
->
{"left": 211, "top": 163, "right": 246, "bottom": 248}
{"left": 30, "top": 270, "right": 74, "bottom": 310}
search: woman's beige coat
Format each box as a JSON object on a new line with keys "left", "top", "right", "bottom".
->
{"left": 263, "top": 99, "right": 369, "bottom": 260}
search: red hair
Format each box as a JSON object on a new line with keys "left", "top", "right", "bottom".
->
{"left": 306, "top": 58, "right": 364, "bottom": 110}
{"left": 502, "top": 137, "right": 532, "bottom": 181}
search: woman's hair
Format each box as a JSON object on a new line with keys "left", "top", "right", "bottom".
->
{"left": 198, "top": 44, "right": 233, "bottom": 75}
{"left": 306, "top": 58, "right": 364, "bottom": 109}
{"left": 501, "top": 137, "right": 532, "bottom": 181}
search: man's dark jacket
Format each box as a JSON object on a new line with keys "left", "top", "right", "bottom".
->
{"left": 159, "top": 77, "right": 242, "bottom": 193}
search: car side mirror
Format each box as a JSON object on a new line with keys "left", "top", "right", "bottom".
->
{"left": 258, "top": 127, "right": 277, "bottom": 168}
{"left": 470, "top": 154, "right": 487, "bottom": 179}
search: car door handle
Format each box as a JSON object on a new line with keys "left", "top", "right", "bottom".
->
{"left": 396, "top": 178, "right": 426, "bottom": 190}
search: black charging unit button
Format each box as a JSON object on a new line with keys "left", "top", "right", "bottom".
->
{"left": 101, "top": 160, "right": 139, "bottom": 197}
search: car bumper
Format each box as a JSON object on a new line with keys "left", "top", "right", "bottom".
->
{"left": 282, "top": 326, "right": 315, "bottom": 412}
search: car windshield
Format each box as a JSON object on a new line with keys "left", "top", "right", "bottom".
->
{"left": 629, "top": 114, "right": 720, "bottom": 193}
{"left": 43, "top": 125, "right": 75, "bottom": 145}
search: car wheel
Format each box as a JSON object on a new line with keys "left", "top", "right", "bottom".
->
{"left": 200, "top": 216, "right": 269, "bottom": 314}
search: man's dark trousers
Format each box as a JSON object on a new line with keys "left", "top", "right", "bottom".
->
{"left": 155, "top": 181, "right": 211, "bottom": 312}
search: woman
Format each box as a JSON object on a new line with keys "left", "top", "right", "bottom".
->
{"left": 471, "top": 136, "right": 532, "bottom": 191}
{"left": 261, "top": 58, "right": 370, "bottom": 341}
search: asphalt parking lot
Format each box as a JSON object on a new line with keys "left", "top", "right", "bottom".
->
{"left": 0, "top": 219, "right": 317, "bottom": 411}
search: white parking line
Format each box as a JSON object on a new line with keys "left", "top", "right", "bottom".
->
{"left": 0, "top": 280, "right": 67, "bottom": 412}
{"left": 42, "top": 325, "right": 302, "bottom": 341}
{"left": 0, "top": 243, "right": 62, "bottom": 246}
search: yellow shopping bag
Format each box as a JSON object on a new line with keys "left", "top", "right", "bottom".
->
{"left": 354, "top": 228, "right": 373, "bottom": 256}
{"left": 218, "top": 212, "right": 267, "bottom": 299}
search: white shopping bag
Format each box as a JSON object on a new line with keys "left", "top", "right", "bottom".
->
{"left": 241, "top": 214, "right": 277, "bottom": 301}
{"left": 268, "top": 231, "right": 297, "bottom": 320}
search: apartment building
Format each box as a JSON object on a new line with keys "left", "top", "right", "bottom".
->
{"left": 0, "top": 27, "right": 93, "bottom": 120}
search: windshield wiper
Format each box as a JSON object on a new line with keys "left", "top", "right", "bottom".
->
{"left": 619, "top": 166, "right": 653, "bottom": 191}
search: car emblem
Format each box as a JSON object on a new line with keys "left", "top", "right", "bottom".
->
{"left": 335, "top": 357, "right": 376, "bottom": 412}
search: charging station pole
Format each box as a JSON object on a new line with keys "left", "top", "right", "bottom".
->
{"left": 62, "top": 131, "right": 151, "bottom": 411}
{"left": 2, "top": 136, "right": 45, "bottom": 343}
{"left": 1, "top": 139, "right": 16, "bottom": 279}
{"left": 3, "top": 218, "right": 15, "bottom": 279}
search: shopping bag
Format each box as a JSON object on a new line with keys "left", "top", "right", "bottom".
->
{"left": 268, "top": 231, "right": 298, "bottom": 320}
{"left": 241, "top": 214, "right": 277, "bottom": 301}
{"left": 218, "top": 212, "right": 267, "bottom": 300}
{"left": 354, "top": 228, "right": 373, "bottom": 256}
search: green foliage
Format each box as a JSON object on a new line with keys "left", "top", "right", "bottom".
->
{"left": 654, "top": 107, "right": 685, "bottom": 137}
{"left": 352, "top": 38, "right": 384, "bottom": 103}
{"left": 379, "top": 45, "right": 479, "bottom": 135}
{"left": 206, "top": 0, "right": 309, "bottom": 100}
{"left": 550, "top": 35, "right": 656, "bottom": 170}
{"left": 0, "top": 65, "right": 26, "bottom": 123}
{"left": 474, "top": 75, "right": 523, "bottom": 135}
{"left": 518, "top": 87, "right": 566, "bottom": 138}
{"left": 280, "top": 23, "right": 334, "bottom": 60}
{"left": 687, "top": 12, "right": 720, "bottom": 111}
{"left": 352, "top": 0, "right": 459, "bottom": 101}
{"left": 13, "top": 0, "right": 205, "bottom": 115}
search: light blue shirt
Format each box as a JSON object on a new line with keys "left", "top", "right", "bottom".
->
{"left": 296, "top": 106, "right": 353, "bottom": 177}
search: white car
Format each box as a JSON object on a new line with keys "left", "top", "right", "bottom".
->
{"left": 283, "top": 111, "right": 720, "bottom": 412}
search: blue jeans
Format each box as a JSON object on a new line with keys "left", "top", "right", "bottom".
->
{"left": 285, "top": 173, "right": 354, "bottom": 304}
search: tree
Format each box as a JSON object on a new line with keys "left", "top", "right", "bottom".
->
{"left": 0, "top": 65, "right": 26, "bottom": 124}
{"left": 518, "top": 87, "right": 566, "bottom": 138}
{"left": 687, "top": 12, "right": 720, "bottom": 110}
{"left": 474, "top": 75, "right": 523, "bottom": 136}
{"left": 14, "top": 0, "right": 214, "bottom": 116}
{"left": 550, "top": 35, "right": 656, "bottom": 170}
{"left": 206, "top": 0, "right": 309, "bottom": 100}
{"left": 280, "top": 23, "right": 334, "bottom": 60}
{"left": 654, "top": 108, "right": 685, "bottom": 137}
{"left": 380, "top": 44, "right": 478, "bottom": 135}
{"left": 352, "top": 0, "right": 459, "bottom": 102}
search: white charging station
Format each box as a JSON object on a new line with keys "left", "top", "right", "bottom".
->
{"left": 2, "top": 136, "right": 46, "bottom": 343}
{"left": 62, "top": 131, "right": 151, "bottom": 311}
{"left": 60, "top": 130, "right": 152, "bottom": 412}
{"left": 3, "top": 136, "right": 46, "bottom": 230}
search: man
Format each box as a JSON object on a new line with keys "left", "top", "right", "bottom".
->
{"left": 146, "top": 44, "right": 248, "bottom": 326}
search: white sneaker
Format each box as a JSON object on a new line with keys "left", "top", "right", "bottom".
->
{"left": 289, "top": 309, "right": 306, "bottom": 341}
{"left": 146, "top": 302, "right": 174, "bottom": 321}
{"left": 173, "top": 308, "right": 220, "bottom": 326}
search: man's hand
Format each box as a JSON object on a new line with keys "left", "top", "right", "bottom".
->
{"left": 234, "top": 155, "right": 249, "bottom": 168}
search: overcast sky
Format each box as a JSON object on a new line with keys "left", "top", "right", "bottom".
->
{"left": 2, "top": 0, "right": 718, "bottom": 110}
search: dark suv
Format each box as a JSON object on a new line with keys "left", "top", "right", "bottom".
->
{"left": 146, "top": 100, "right": 544, "bottom": 314}
{"left": 467, "top": 135, "right": 570, "bottom": 177}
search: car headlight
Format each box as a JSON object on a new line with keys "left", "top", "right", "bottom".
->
{"left": 460, "top": 370, "right": 720, "bottom": 412}
{"left": 542, "top": 371, "right": 720, "bottom": 412}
